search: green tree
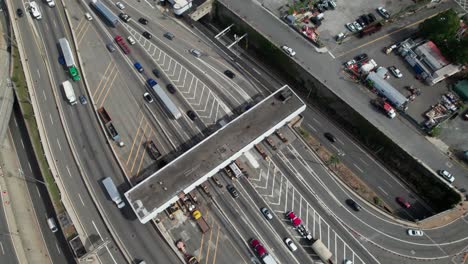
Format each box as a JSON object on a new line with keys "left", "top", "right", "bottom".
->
{"left": 327, "top": 155, "right": 340, "bottom": 168}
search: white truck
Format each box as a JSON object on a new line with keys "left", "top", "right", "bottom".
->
{"left": 260, "top": 254, "right": 277, "bottom": 264}
{"left": 45, "top": 0, "right": 56, "bottom": 7}
{"left": 29, "top": 1, "right": 42, "bottom": 19}
{"left": 102, "top": 177, "right": 125, "bottom": 208}
{"left": 62, "top": 81, "right": 77, "bottom": 105}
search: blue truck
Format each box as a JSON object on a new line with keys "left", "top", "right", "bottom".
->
{"left": 90, "top": 0, "right": 118, "bottom": 27}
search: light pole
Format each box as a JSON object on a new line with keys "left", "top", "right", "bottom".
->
{"left": 13, "top": 168, "right": 47, "bottom": 185}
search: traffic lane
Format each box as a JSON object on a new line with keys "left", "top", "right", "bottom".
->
{"left": 212, "top": 176, "right": 302, "bottom": 264}
{"left": 301, "top": 109, "right": 434, "bottom": 218}
{"left": 277, "top": 142, "right": 468, "bottom": 258}
{"left": 221, "top": 0, "right": 468, "bottom": 198}
{"left": 9, "top": 110, "right": 74, "bottom": 263}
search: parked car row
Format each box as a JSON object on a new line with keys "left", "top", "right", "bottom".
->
{"left": 345, "top": 7, "right": 390, "bottom": 33}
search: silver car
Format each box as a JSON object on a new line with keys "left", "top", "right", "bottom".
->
{"left": 261, "top": 207, "right": 273, "bottom": 220}
{"left": 346, "top": 23, "right": 356, "bottom": 32}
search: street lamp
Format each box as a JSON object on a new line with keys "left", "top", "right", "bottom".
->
{"left": 13, "top": 168, "right": 47, "bottom": 185}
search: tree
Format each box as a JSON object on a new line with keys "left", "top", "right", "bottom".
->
{"left": 327, "top": 155, "right": 340, "bottom": 168}
{"left": 418, "top": 9, "right": 468, "bottom": 64}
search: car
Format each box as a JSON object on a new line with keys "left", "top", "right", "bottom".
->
{"left": 377, "top": 7, "right": 390, "bottom": 19}
{"left": 261, "top": 207, "right": 273, "bottom": 220}
{"left": 138, "top": 17, "right": 148, "bottom": 25}
{"left": 284, "top": 238, "right": 297, "bottom": 252}
{"left": 85, "top": 12, "right": 93, "bottom": 21}
{"left": 344, "top": 260, "right": 353, "bottom": 264}
{"left": 407, "top": 229, "right": 424, "bottom": 236}
{"left": 250, "top": 239, "right": 267, "bottom": 257}
{"left": 134, "top": 62, "right": 144, "bottom": 72}
{"left": 127, "top": 36, "right": 136, "bottom": 45}
{"left": 354, "top": 53, "right": 368, "bottom": 62}
{"left": 152, "top": 68, "right": 160, "bottom": 78}
{"left": 79, "top": 95, "right": 87, "bottom": 105}
{"left": 345, "top": 199, "right": 361, "bottom": 211}
{"left": 224, "top": 70, "right": 235, "bottom": 79}
{"left": 356, "top": 17, "right": 366, "bottom": 27}
{"left": 281, "top": 45, "right": 296, "bottom": 57}
{"left": 345, "top": 23, "right": 356, "bottom": 32}
{"left": 116, "top": 2, "right": 125, "bottom": 9}
{"left": 360, "top": 14, "right": 370, "bottom": 25}
{"left": 46, "top": 0, "right": 56, "bottom": 7}
{"left": 336, "top": 32, "right": 347, "bottom": 41}
{"left": 324, "top": 132, "right": 336, "bottom": 142}
{"left": 344, "top": 59, "right": 356, "bottom": 67}
{"left": 190, "top": 49, "right": 201, "bottom": 57}
{"left": 396, "top": 197, "right": 411, "bottom": 208}
{"left": 16, "top": 8, "right": 23, "bottom": 17}
{"left": 388, "top": 66, "right": 403, "bottom": 78}
{"left": 353, "top": 21, "right": 363, "bottom": 31}
{"left": 106, "top": 43, "right": 116, "bottom": 52}
{"left": 142, "top": 31, "right": 152, "bottom": 39}
{"left": 143, "top": 92, "right": 153, "bottom": 103}
{"left": 368, "top": 13, "right": 376, "bottom": 23}
{"left": 119, "top": 13, "right": 131, "bottom": 22}
{"left": 438, "top": 170, "right": 455, "bottom": 183}
{"left": 147, "top": 78, "right": 157, "bottom": 87}
{"left": 226, "top": 184, "right": 239, "bottom": 198}
{"left": 164, "top": 32, "right": 174, "bottom": 40}
{"left": 166, "top": 84, "right": 176, "bottom": 94}
{"left": 187, "top": 110, "right": 197, "bottom": 120}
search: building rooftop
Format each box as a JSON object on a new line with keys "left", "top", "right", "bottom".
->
{"left": 125, "top": 86, "right": 306, "bottom": 223}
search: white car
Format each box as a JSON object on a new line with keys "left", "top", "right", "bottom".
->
{"left": 29, "top": 1, "right": 42, "bottom": 19}
{"left": 116, "top": 2, "right": 125, "bottom": 9}
{"left": 85, "top": 12, "right": 93, "bottom": 20}
{"left": 46, "top": 0, "right": 55, "bottom": 7}
{"left": 344, "top": 59, "right": 356, "bottom": 67}
{"left": 284, "top": 238, "right": 297, "bottom": 252}
{"left": 438, "top": 170, "right": 455, "bottom": 183}
{"left": 353, "top": 21, "right": 363, "bottom": 31}
{"left": 127, "top": 36, "right": 136, "bottom": 45}
{"left": 407, "top": 229, "right": 424, "bottom": 236}
{"left": 143, "top": 92, "right": 153, "bottom": 103}
{"left": 344, "top": 260, "right": 353, "bottom": 264}
{"left": 281, "top": 45, "right": 296, "bottom": 57}
{"left": 389, "top": 66, "right": 403, "bottom": 78}
{"left": 377, "top": 7, "right": 390, "bottom": 19}
{"left": 346, "top": 23, "right": 356, "bottom": 32}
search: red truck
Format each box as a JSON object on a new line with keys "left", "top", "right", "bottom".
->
{"left": 359, "top": 24, "right": 382, "bottom": 38}
{"left": 114, "top": 35, "right": 130, "bottom": 54}
{"left": 98, "top": 107, "right": 123, "bottom": 146}
{"left": 286, "top": 211, "right": 302, "bottom": 227}
{"left": 371, "top": 98, "right": 396, "bottom": 119}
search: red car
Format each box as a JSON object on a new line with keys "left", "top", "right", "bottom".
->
{"left": 286, "top": 211, "right": 302, "bottom": 227}
{"left": 250, "top": 239, "right": 267, "bottom": 257}
{"left": 396, "top": 197, "right": 410, "bottom": 208}
{"left": 114, "top": 35, "right": 130, "bottom": 54}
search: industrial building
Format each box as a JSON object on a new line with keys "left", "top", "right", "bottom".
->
{"left": 125, "top": 86, "right": 306, "bottom": 224}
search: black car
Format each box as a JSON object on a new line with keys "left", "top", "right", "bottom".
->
{"left": 152, "top": 68, "right": 160, "bottom": 78}
{"left": 166, "top": 84, "right": 176, "bottom": 94}
{"left": 356, "top": 17, "right": 366, "bottom": 27}
{"left": 346, "top": 199, "right": 361, "bottom": 211}
{"left": 354, "top": 53, "right": 368, "bottom": 62}
{"left": 119, "top": 13, "right": 131, "bottom": 22}
{"left": 16, "top": 8, "right": 24, "bottom": 17}
{"left": 224, "top": 70, "right": 235, "bottom": 79}
{"left": 187, "top": 110, "right": 197, "bottom": 121}
{"left": 367, "top": 13, "right": 376, "bottom": 23}
{"left": 360, "top": 14, "right": 370, "bottom": 25}
{"left": 227, "top": 184, "right": 239, "bottom": 198}
{"left": 142, "top": 31, "right": 152, "bottom": 39}
{"left": 324, "top": 132, "right": 336, "bottom": 143}
{"left": 138, "top": 18, "right": 148, "bottom": 25}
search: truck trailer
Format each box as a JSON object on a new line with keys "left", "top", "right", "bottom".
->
{"left": 90, "top": 0, "right": 118, "bottom": 27}
{"left": 98, "top": 107, "right": 124, "bottom": 146}
{"left": 62, "top": 81, "right": 77, "bottom": 105}
{"left": 147, "top": 79, "right": 182, "bottom": 119}
{"left": 58, "top": 38, "right": 80, "bottom": 81}
{"left": 192, "top": 210, "right": 210, "bottom": 233}
{"left": 102, "top": 177, "right": 125, "bottom": 208}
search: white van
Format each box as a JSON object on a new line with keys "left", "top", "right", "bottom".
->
{"left": 47, "top": 217, "right": 58, "bottom": 233}
{"left": 45, "top": 0, "right": 56, "bottom": 7}
{"left": 29, "top": 1, "right": 42, "bottom": 19}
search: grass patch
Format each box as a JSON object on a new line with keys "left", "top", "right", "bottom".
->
{"left": 12, "top": 45, "right": 64, "bottom": 214}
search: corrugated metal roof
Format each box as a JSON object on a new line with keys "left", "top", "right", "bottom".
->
{"left": 367, "top": 72, "right": 408, "bottom": 108}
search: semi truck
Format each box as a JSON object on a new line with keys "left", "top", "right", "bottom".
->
{"left": 260, "top": 255, "right": 277, "bottom": 264}
{"left": 90, "top": 0, "right": 118, "bottom": 27}
{"left": 147, "top": 79, "right": 182, "bottom": 119}
{"left": 192, "top": 210, "right": 210, "bottom": 233}
{"left": 102, "top": 177, "right": 125, "bottom": 208}
{"left": 145, "top": 140, "right": 161, "bottom": 160}
{"left": 62, "top": 81, "right": 77, "bottom": 105}
{"left": 58, "top": 38, "right": 80, "bottom": 81}
{"left": 371, "top": 98, "right": 396, "bottom": 119}
{"left": 97, "top": 107, "right": 124, "bottom": 146}
{"left": 311, "top": 239, "right": 334, "bottom": 264}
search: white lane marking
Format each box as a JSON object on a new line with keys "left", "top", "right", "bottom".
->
{"left": 56, "top": 138, "right": 62, "bottom": 151}
{"left": 42, "top": 90, "right": 47, "bottom": 101}
{"left": 20, "top": 139, "right": 25, "bottom": 149}
{"left": 36, "top": 186, "right": 41, "bottom": 198}
{"left": 28, "top": 161, "right": 32, "bottom": 172}
{"left": 0, "top": 242, "right": 4, "bottom": 255}
{"left": 353, "top": 163, "right": 363, "bottom": 173}
{"left": 359, "top": 157, "right": 368, "bottom": 166}
{"left": 307, "top": 123, "right": 317, "bottom": 132}
{"left": 66, "top": 165, "right": 72, "bottom": 178}
{"left": 37, "top": 69, "right": 41, "bottom": 79}
{"left": 383, "top": 179, "right": 393, "bottom": 188}
{"left": 14, "top": 118, "right": 18, "bottom": 127}
{"left": 78, "top": 193, "right": 85, "bottom": 206}
{"left": 106, "top": 246, "right": 118, "bottom": 264}
{"left": 377, "top": 186, "right": 389, "bottom": 196}
{"left": 312, "top": 117, "right": 321, "bottom": 125}
{"left": 49, "top": 113, "right": 54, "bottom": 125}
{"left": 92, "top": 221, "right": 103, "bottom": 240}
{"left": 337, "top": 138, "right": 345, "bottom": 145}
{"left": 328, "top": 51, "right": 336, "bottom": 59}
{"left": 53, "top": 19, "right": 57, "bottom": 28}
{"left": 55, "top": 242, "right": 61, "bottom": 254}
